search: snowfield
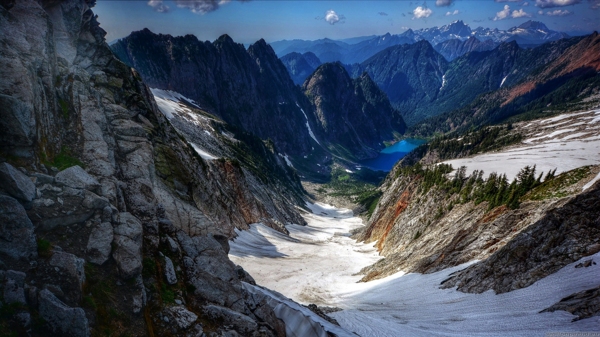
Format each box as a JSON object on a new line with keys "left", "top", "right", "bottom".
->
{"left": 230, "top": 202, "right": 600, "bottom": 336}
{"left": 443, "top": 109, "right": 600, "bottom": 181}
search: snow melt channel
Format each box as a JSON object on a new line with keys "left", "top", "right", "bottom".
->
{"left": 296, "top": 103, "right": 320, "bottom": 145}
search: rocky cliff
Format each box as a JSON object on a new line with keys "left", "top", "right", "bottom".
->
{"left": 356, "top": 112, "right": 600, "bottom": 311}
{"left": 303, "top": 62, "right": 405, "bottom": 161}
{"left": 111, "top": 30, "right": 318, "bottom": 160}
{"left": 0, "top": 1, "right": 310, "bottom": 336}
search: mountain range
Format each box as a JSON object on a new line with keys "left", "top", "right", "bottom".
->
{"left": 111, "top": 29, "right": 406, "bottom": 177}
{"left": 1, "top": 1, "right": 599, "bottom": 335}
{"left": 272, "top": 20, "right": 570, "bottom": 65}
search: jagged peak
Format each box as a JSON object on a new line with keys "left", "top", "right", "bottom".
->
{"left": 215, "top": 34, "right": 234, "bottom": 44}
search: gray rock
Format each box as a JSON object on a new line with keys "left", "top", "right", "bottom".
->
{"left": 0, "top": 195, "right": 37, "bottom": 260}
{"left": 82, "top": 190, "right": 109, "bottom": 209}
{"left": 0, "top": 162, "right": 36, "bottom": 202}
{"left": 31, "top": 172, "right": 54, "bottom": 185}
{"left": 3, "top": 270, "right": 26, "bottom": 304}
{"left": 55, "top": 166, "right": 100, "bottom": 190}
{"left": 165, "top": 235, "right": 181, "bottom": 254}
{"left": 164, "top": 305, "right": 198, "bottom": 330}
{"left": 86, "top": 222, "right": 113, "bottom": 265}
{"left": 38, "top": 289, "right": 90, "bottom": 337}
{"left": 112, "top": 212, "right": 143, "bottom": 279}
{"left": 15, "top": 312, "right": 31, "bottom": 328}
{"left": 164, "top": 255, "right": 178, "bottom": 285}
{"left": 49, "top": 251, "right": 86, "bottom": 289}
{"left": 203, "top": 305, "right": 257, "bottom": 335}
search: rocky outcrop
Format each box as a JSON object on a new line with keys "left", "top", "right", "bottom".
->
{"left": 358, "top": 156, "right": 600, "bottom": 284}
{"left": 441, "top": 182, "right": 600, "bottom": 294}
{"left": 38, "top": 289, "right": 90, "bottom": 337}
{"left": 0, "top": 0, "right": 310, "bottom": 335}
{"left": 541, "top": 284, "right": 600, "bottom": 321}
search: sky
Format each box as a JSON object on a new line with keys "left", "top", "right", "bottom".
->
{"left": 94, "top": 0, "right": 600, "bottom": 44}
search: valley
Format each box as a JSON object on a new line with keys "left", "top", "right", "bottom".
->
{"left": 1, "top": 1, "right": 599, "bottom": 336}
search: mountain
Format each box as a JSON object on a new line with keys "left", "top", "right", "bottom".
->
{"left": 357, "top": 107, "right": 600, "bottom": 305}
{"left": 279, "top": 51, "right": 322, "bottom": 85}
{"left": 353, "top": 40, "right": 449, "bottom": 125}
{"left": 354, "top": 36, "right": 581, "bottom": 125}
{"left": 272, "top": 20, "right": 570, "bottom": 68}
{"left": 409, "top": 33, "right": 599, "bottom": 136}
{"left": 111, "top": 29, "right": 320, "bottom": 162}
{"left": 303, "top": 62, "right": 405, "bottom": 160}
{"left": 434, "top": 36, "right": 497, "bottom": 61}
{"left": 0, "top": 0, "right": 336, "bottom": 336}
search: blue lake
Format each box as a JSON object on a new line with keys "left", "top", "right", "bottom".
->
{"left": 360, "top": 139, "right": 426, "bottom": 172}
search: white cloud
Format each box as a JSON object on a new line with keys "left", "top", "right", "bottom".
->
{"left": 495, "top": 0, "right": 522, "bottom": 2}
{"left": 522, "top": 2, "right": 530, "bottom": 5}
{"left": 445, "top": 9, "right": 460, "bottom": 15}
{"left": 436, "top": 0, "right": 454, "bottom": 7}
{"left": 148, "top": 0, "right": 170, "bottom": 13}
{"left": 174, "top": 0, "right": 220, "bottom": 14}
{"left": 413, "top": 6, "right": 433, "bottom": 19}
{"left": 589, "top": 0, "right": 600, "bottom": 8}
{"left": 545, "top": 8, "right": 574, "bottom": 14}
{"left": 494, "top": 5, "right": 532, "bottom": 19}
{"left": 535, "top": 0, "right": 581, "bottom": 8}
{"left": 512, "top": 8, "right": 532, "bottom": 16}
{"left": 494, "top": 5, "right": 512, "bottom": 19}
{"left": 324, "top": 10, "right": 345, "bottom": 25}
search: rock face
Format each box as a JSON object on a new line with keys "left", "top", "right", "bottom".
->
{"left": 433, "top": 36, "right": 497, "bottom": 61}
{"left": 279, "top": 51, "right": 322, "bottom": 85}
{"left": 0, "top": 0, "right": 311, "bottom": 335}
{"left": 441, "top": 183, "right": 600, "bottom": 294}
{"left": 0, "top": 195, "right": 37, "bottom": 260}
{"left": 111, "top": 30, "right": 317, "bottom": 159}
{"left": 38, "top": 289, "right": 90, "bottom": 337}
{"left": 303, "top": 62, "right": 405, "bottom": 161}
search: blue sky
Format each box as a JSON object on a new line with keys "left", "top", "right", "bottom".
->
{"left": 95, "top": 0, "right": 600, "bottom": 44}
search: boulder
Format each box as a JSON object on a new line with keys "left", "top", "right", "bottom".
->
{"left": 164, "top": 255, "right": 178, "bottom": 285}
{"left": 38, "top": 289, "right": 90, "bottom": 337}
{"left": 112, "top": 212, "right": 143, "bottom": 279}
{"left": 0, "top": 162, "right": 36, "bottom": 202}
{"left": 0, "top": 195, "right": 37, "bottom": 259}
{"left": 54, "top": 166, "right": 100, "bottom": 190}
{"left": 49, "top": 251, "right": 86, "bottom": 289}
{"left": 86, "top": 222, "right": 113, "bottom": 265}
{"left": 163, "top": 305, "right": 198, "bottom": 330}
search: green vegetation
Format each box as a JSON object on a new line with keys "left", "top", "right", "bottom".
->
{"left": 319, "top": 166, "right": 386, "bottom": 214}
{"left": 397, "top": 163, "right": 548, "bottom": 210}
{"left": 526, "top": 166, "right": 591, "bottom": 200}
{"left": 37, "top": 238, "right": 52, "bottom": 258}
{"left": 58, "top": 98, "right": 69, "bottom": 118}
{"left": 41, "top": 146, "right": 84, "bottom": 171}
{"left": 160, "top": 283, "right": 175, "bottom": 304}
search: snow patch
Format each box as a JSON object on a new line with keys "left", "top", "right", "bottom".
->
{"left": 190, "top": 143, "right": 218, "bottom": 160}
{"left": 296, "top": 103, "right": 320, "bottom": 145}
{"left": 500, "top": 75, "right": 508, "bottom": 87}
{"left": 440, "top": 73, "right": 447, "bottom": 91}
{"left": 582, "top": 171, "right": 600, "bottom": 191}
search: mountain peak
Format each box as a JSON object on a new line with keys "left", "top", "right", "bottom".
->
{"left": 215, "top": 34, "right": 234, "bottom": 44}
{"left": 518, "top": 20, "right": 549, "bottom": 31}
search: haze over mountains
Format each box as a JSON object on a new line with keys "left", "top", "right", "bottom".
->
{"left": 271, "top": 20, "right": 570, "bottom": 65}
